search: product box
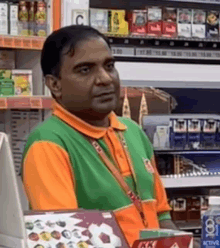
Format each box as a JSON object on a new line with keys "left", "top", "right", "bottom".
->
{"left": 187, "top": 119, "right": 201, "bottom": 150}
{"left": 35, "top": 1, "right": 47, "bottom": 37}
{"left": 162, "top": 7, "right": 177, "bottom": 37}
{"left": 9, "top": 3, "right": 19, "bottom": 36}
{"left": 192, "top": 9, "right": 206, "bottom": 38}
{"left": 153, "top": 126, "right": 170, "bottom": 149}
{"left": 0, "top": 70, "right": 14, "bottom": 96}
{"left": 177, "top": 8, "right": 192, "bottom": 38}
{"left": 130, "top": 10, "right": 148, "bottom": 35}
{"left": 0, "top": 2, "right": 8, "bottom": 35}
{"left": 28, "top": 1, "right": 35, "bottom": 36}
{"left": 12, "top": 70, "right": 32, "bottom": 96}
{"left": 201, "top": 119, "right": 217, "bottom": 148}
{"left": 133, "top": 229, "right": 193, "bottom": 248}
{"left": 18, "top": 0, "right": 29, "bottom": 36}
{"left": 108, "top": 10, "right": 129, "bottom": 35}
{"left": 170, "top": 118, "right": 188, "bottom": 149}
{"left": 201, "top": 196, "right": 209, "bottom": 216}
{"left": 206, "top": 11, "right": 219, "bottom": 38}
{"left": 147, "top": 7, "right": 162, "bottom": 36}
{"left": 90, "top": 8, "right": 108, "bottom": 33}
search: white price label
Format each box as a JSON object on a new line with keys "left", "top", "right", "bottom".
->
{"left": 111, "top": 47, "right": 135, "bottom": 56}
{"left": 136, "top": 48, "right": 220, "bottom": 60}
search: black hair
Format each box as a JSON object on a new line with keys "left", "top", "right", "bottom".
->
{"left": 41, "top": 25, "right": 111, "bottom": 78}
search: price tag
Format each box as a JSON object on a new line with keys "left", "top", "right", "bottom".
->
{"left": 136, "top": 48, "right": 220, "bottom": 60}
{"left": 23, "top": 38, "right": 32, "bottom": 49}
{"left": 3, "top": 37, "right": 14, "bottom": 48}
{"left": 0, "top": 98, "right": 7, "bottom": 109}
{"left": 30, "top": 97, "right": 43, "bottom": 109}
{"left": 14, "top": 38, "right": 23, "bottom": 48}
{"left": 32, "top": 38, "right": 43, "bottom": 50}
{"left": 111, "top": 46, "right": 134, "bottom": 57}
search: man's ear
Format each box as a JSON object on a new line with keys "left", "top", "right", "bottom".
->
{"left": 45, "top": 75, "right": 62, "bottom": 99}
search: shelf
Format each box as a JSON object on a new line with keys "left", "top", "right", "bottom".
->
{"left": 0, "top": 96, "right": 53, "bottom": 109}
{"left": 155, "top": 150, "right": 220, "bottom": 155}
{"left": 0, "top": 35, "right": 45, "bottom": 50}
{"left": 107, "top": 35, "right": 220, "bottom": 61}
{"left": 162, "top": 174, "right": 220, "bottom": 188}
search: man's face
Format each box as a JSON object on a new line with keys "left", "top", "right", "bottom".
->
{"left": 58, "top": 37, "right": 120, "bottom": 119}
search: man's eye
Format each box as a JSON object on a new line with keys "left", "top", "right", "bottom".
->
{"left": 106, "top": 62, "right": 115, "bottom": 70}
{"left": 79, "top": 67, "right": 90, "bottom": 74}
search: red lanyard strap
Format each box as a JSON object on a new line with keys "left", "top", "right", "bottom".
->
{"left": 89, "top": 136, "right": 148, "bottom": 227}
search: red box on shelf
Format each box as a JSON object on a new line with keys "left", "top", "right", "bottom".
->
{"left": 162, "top": 7, "right": 177, "bottom": 37}
{"left": 147, "top": 7, "right": 162, "bottom": 37}
{"left": 130, "top": 10, "right": 148, "bottom": 35}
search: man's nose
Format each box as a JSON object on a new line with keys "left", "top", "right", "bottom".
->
{"left": 95, "top": 68, "right": 112, "bottom": 85}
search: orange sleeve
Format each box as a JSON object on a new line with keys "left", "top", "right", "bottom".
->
{"left": 23, "top": 141, "right": 78, "bottom": 210}
{"left": 151, "top": 156, "right": 171, "bottom": 220}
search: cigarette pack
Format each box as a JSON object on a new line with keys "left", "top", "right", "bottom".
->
{"left": 0, "top": 3, "right": 8, "bottom": 35}
{"left": 130, "top": 10, "right": 147, "bottom": 35}
{"left": 9, "top": 3, "right": 19, "bottom": 36}
{"left": 201, "top": 119, "right": 217, "bottom": 148}
{"left": 108, "top": 10, "right": 129, "bottom": 35}
{"left": 18, "top": 0, "right": 29, "bottom": 36}
{"left": 90, "top": 8, "right": 108, "bottom": 33}
{"left": 147, "top": 7, "right": 162, "bottom": 37}
{"left": 162, "top": 7, "right": 177, "bottom": 37}
{"left": 192, "top": 9, "right": 206, "bottom": 38}
{"left": 170, "top": 118, "right": 188, "bottom": 149}
{"left": 187, "top": 119, "right": 201, "bottom": 150}
{"left": 177, "top": 8, "right": 192, "bottom": 38}
{"left": 206, "top": 11, "right": 219, "bottom": 38}
{"left": 34, "top": 1, "right": 47, "bottom": 37}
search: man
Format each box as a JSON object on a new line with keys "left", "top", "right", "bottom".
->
{"left": 22, "top": 25, "right": 194, "bottom": 246}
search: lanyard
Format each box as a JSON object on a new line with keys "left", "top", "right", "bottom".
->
{"left": 88, "top": 132, "right": 148, "bottom": 228}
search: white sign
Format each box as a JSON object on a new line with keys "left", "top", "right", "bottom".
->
{"left": 72, "top": 9, "right": 88, "bottom": 25}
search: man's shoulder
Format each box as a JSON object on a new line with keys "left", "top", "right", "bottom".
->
{"left": 26, "top": 115, "right": 66, "bottom": 148}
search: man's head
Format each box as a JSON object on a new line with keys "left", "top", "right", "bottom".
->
{"left": 41, "top": 25, "right": 120, "bottom": 121}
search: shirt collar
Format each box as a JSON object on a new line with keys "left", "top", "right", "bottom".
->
{"left": 52, "top": 101, "right": 127, "bottom": 139}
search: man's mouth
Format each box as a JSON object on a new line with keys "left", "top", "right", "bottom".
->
{"left": 94, "top": 91, "right": 115, "bottom": 97}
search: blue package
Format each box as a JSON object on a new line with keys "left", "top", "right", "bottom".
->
{"left": 187, "top": 119, "right": 201, "bottom": 150}
{"left": 201, "top": 119, "right": 217, "bottom": 149}
{"left": 171, "top": 118, "right": 187, "bottom": 150}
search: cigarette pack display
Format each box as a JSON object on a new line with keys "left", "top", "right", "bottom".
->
{"left": 187, "top": 119, "right": 201, "bottom": 149}
{"left": 162, "top": 7, "right": 177, "bottom": 37}
{"left": 28, "top": 1, "right": 35, "bottom": 36}
{"left": 108, "top": 10, "right": 129, "bottom": 35}
{"left": 12, "top": 70, "right": 32, "bottom": 96}
{"left": 130, "top": 10, "right": 147, "bottom": 35}
{"left": 147, "top": 7, "right": 162, "bottom": 36}
{"left": 18, "top": 1, "right": 29, "bottom": 36}
{"left": 0, "top": 70, "right": 14, "bottom": 96}
{"left": 35, "top": 1, "right": 47, "bottom": 37}
{"left": 0, "top": 3, "right": 8, "bottom": 35}
{"left": 192, "top": 9, "right": 206, "bottom": 38}
{"left": 170, "top": 118, "right": 187, "bottom": 149}
{"left": 9, "top": 3, "right": 19, "bottom": 36}
{"left": 206, "top": 10, "right": 219, "bottom": 38}
{"left": 201, "top": 119, "right": 217, "bottom": 148}
{"left": 177, "top": 9, "right": 192, "bottom": 38}
{"left": 90, "top": 8, "right": 108, "bottom": 33}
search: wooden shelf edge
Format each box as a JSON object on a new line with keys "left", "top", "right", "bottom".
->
{"left": 0, "top": 96, "right": 53, "bottom": 109}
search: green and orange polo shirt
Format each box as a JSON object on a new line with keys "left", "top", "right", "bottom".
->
{"left": 22, "top": 101, "right": 171, "bottom": 246}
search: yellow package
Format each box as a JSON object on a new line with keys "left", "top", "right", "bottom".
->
{"left": 12, "top": 70, "right": 32, "bottom": 96}
{"left": 109, "top": 10, "right": 129, "bottom": 35}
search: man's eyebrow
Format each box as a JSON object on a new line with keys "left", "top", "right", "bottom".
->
{"left": 73, "top": 57, "right": 116, "bottom": 70}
